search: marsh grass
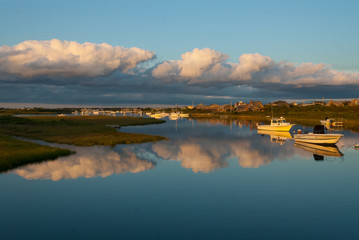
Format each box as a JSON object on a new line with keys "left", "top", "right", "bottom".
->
{"left": 0, "top": 134, "right": 73, "bottom": 172}
{"left": 0, "top": 115, "right": 166, "bottom": 146}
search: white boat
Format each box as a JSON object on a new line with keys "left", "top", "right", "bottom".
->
{"left": 320, "top": 118, "right": 334, "bottom": 126}
{"left": 320, "top": 118, "right": 344, "bottom": 128}
{"left": 256, "top": 117, "right": 294, "bottom": 132}
{"left": 294, "top": 125, "right": 343, "bottom": 145}
{"left": 169, "top": 112, "right": 180, "bottom": 120}
{"left": 179, "top": 113, "right": 189, "bottom": 118}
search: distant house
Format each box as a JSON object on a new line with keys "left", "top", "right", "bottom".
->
{"left": 208, "top": 104, "right": 222, "bottom": 111}
{"left": 196, "top": 104, "right": 208, "bottom": 110}
{"left": 235, "top": 105, "right": 248, "bottom": 112}
{"left": 326, "top": 100, "right": 345, "bottom": 107}
{"left": 301, "top": 103, "right": 315, "bottom": 106}
{"left": 351, "top": 99, "right": 359, "bottom": 106}
{"left": 273, "top": 101, "right": 290, "bottom": 108}
{"left": 313, "top": 101, "right": 325, "bottom": 105}
{"left": 234, "top": 100, "right": 264, "bottom": 112}
{"left": 221, "top": 104, "right": 232, "bottom": 112}
{"left": 234, "top": 101, "right": 246, "bottom": 108}
{"left": 247, "top": 101, "right": 264, "bottom": 111}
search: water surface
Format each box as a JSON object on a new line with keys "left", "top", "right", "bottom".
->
{"left": 1, "top": 118, "right": 359, "bottom": 239}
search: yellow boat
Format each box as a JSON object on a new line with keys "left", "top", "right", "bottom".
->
{"left": 257, "top": 117, "right": 294, "bottom": 132}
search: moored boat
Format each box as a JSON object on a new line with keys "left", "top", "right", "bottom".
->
{"left": 294, "top": 125, "right": 343, "bottom": 145}
{"left": 320, "top": 118, "right": 334, "bottom": 127}
{"left": 257, "top": 117, "right": 294, "bottom": 132}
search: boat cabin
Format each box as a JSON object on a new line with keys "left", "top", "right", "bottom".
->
{"left": 271, "top": 117, "right": 287, "bottom": 125}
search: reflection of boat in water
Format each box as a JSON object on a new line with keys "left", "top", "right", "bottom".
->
{"left": 179, "top": 113, "right": 189, "bottom": 118}
{"left": 257, "top": 130, "right": 293, "bottom": 139}
{"left": 320, "top": 118, "right": 334, "bottom": 127}
{"left": 320, "top": 118, "right": 344, "bottom": 129}
{"left": 295, "top": 142, "right": 344, "bottom": 158}
{"left": 294, "top": 125, "right": 343, "bottom": 145}
{"left": 257, "top": 117, "right": 294, "bottom": 132}
{"left": 257, "top": 129, "right": 293, "bottom": 145}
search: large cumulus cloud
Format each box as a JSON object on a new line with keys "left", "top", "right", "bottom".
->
{"left": 0, "top": 41, "right": 358, "bottom": 104}
{"left": 0, "top": 39, "right": 155, "bottom": 78}
{"left": 152, "top": 48, "right": 359, "bottom": 88}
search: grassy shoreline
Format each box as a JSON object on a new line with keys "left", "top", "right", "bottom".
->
{"left": 0, "top": 115, "right": 167, "bottom": 172}
{"left": 0, "top": 115, "right": 167, "bottom": 146}
{"left": 0, "top": 134, "right": 73, "bottom": 173}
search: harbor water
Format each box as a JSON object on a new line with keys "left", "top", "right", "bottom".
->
{"left": 1, "top": 118, "right": 359, "bottom": 239}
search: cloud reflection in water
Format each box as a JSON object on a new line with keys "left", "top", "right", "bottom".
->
{"left": 13, "top": 118, "right": 355, "bottom": 180}
{"left": 152, "top": 132, "right": 296, "bottom": 172}
{"left": 14, "top": 146, "right": 155, "bottom": 181}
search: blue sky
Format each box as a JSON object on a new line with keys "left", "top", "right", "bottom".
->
{"left": 0, "top": 0, "right": 358, "bottom": 105}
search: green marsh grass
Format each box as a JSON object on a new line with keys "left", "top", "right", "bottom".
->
{"left": 0, "top": 115, "right": 166, "bottom": 146}
{"left": 0, "top": 134, "right": 73, "bottom": 173}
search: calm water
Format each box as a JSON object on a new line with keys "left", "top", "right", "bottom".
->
{"left": 1, "top": 118, "right": 359, "bottom": 240}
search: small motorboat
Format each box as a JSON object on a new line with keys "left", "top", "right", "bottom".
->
{"left": 294, "top": 125, "right": 343, "bottom": 145}
{"left": 256, "top": 117, "right": 294, "bottom": 132}
{"left": 320, "top": 118, "right": 334, "bottom": 127}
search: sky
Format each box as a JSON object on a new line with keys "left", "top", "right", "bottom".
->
{"left": 0, "top": 0, "right": 358, "bottom": 106}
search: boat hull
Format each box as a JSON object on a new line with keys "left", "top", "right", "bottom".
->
{"left": 294, "top": 134, "right": 343, "bottom": 145}
{"left": 257, "top": 124, "right": 294, "bottom": 132}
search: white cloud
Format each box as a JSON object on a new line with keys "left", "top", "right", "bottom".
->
{"left": 152, "top": 48, "right": 232, "bottom": 84}
{"left": 229, "top": 53, "right": 274, "bottom": 80}
{"left": 179, "top": 48, "right": 228, "bottom": 78}
{"left": 0, "top": 39, "right": 155, "bottom": 78}
{"left": 152, "top": 48, "right": 359, "bottom": 88}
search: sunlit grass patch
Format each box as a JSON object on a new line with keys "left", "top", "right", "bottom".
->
{"left": 0, "top": 115, "right": 166, "bottom": 146}
{"left": 0, "top": 134, "right": 73, "bottom": 173}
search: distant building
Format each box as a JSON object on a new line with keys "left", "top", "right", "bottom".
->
{"left": 326, "top": 100, "right": 345, "bottom": 107}
{"left": 196, "top": 104, "right": 208, "bottom": 110}
{"left": 272, "top": 101, "right": 290, "bottom": 108}
{"left": 235, "top": 105, "right": 248, "bottom": 112}
{"left": 234, "top": 101, "right": 246, "bottom": 108}
{"left": 351, "top": 99, "right": 359, "bottom": 106}
{"left": 300, "top": 103, "right": 314, "bottom": 106}
{"left": 247, "top": 101, "right": 264, "bottom": 111}
{"left": 221, "top": 104, "right": 232, "bottom": 112}
{"left": 208, "top": 104, "right": 222, "bottom": 111}
{"left": 313, "top": 101, "right": 325, "bottom": 105}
